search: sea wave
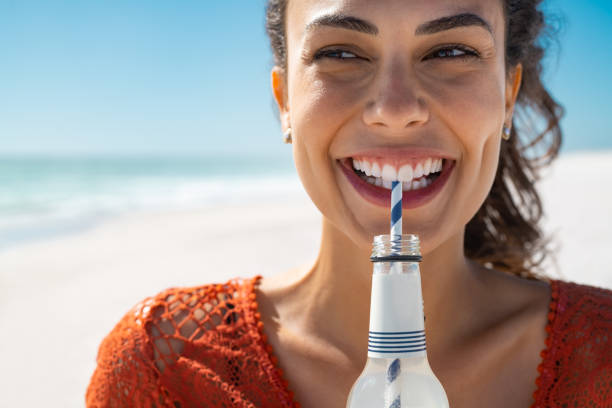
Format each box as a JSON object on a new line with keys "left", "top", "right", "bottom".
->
{"left": 0, "top": 155, "right": 302, "bottom": 249}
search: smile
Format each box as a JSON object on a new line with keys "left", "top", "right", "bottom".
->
{"left": 339, "top": 155, "right": 456, "bottom": 209}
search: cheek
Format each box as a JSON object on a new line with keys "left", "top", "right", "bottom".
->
{"left": 425, "top": 70, "right": 505, "bottom": 141}
{"left": 288, "top": 70, "right": 382, "bottom": 246}
{"left": 293, "top": 72, "right": 368, "bottom": 126}
{"left": 290, "top": 76, "right": 335, "bottom": 173}
{"left": 290, "top": 68, "right": 373, "bottom": 166}
{"left": 288, "top": 74, "right": 350, "bottom": 217}
{"left": 425, "top": 70, "right": 505, "bottom": 220}
{"left": 425, "top": 69, "right": 505, "bottom": 165}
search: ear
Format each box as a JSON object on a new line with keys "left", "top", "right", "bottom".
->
{"left": 504, "top": 63, "right": 523, "bottom": 125}
{"left": 271, "top": 66, "right": 291, "bottom": 132}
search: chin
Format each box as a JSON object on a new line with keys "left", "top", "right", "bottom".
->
{"left": 349, "top": 220, "right": 399, "bottom": 251}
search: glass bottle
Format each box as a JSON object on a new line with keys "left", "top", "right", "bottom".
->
{"left": 346, "top": 234, "right": 449, "bottom": 408}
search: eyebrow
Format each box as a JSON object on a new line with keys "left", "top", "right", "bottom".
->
{"left": 416, "top": 13, "right": 493, "bottom": 36}
{"left": 305, "top": 12, "right": 493, "bottom": 37}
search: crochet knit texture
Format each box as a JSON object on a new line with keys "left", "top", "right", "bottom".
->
{"left": 86, "top": 276, "right": 612, "bottom": 407}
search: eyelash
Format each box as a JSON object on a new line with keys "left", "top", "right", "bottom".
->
{"left": 426, "top": 44, "right": 480, "bottom": 60}
{"left": 313, "top": 44, "right": 480, "bottom": 61}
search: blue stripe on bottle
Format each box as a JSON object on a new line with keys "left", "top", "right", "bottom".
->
{"left": 368, "top": 334, "right": 425, "bottom": 340}
{"left": 368, "top": 347, "right": 427, "bottom": 353}
{"left": 368, "top": 343, "right": 426, "bottom": 350}
{"left": 368, "top": 330, "right": 426, "bottom": 353}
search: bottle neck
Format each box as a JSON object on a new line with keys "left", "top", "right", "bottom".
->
{"left": 367, "top": 261, "right": 427, "bottom": 359}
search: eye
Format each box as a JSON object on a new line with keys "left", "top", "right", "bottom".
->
{"left": 313, "top": 48, "right": 361, "bottom": 61}
{"left": 425, "top": 45, "right": 480, "bottom": 61}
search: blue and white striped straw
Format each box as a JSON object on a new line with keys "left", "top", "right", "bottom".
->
{"left": 390, "top": 181, "right": 402, "bottom": 238}
{"left": 386, "top": 181, "right": 402, "bottom": 408}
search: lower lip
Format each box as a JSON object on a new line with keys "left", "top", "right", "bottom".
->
{"left": 339, "top": 159, "right": 455, "bottom": 209}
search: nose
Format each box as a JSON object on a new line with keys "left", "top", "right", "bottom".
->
{"left": 362, "top": 59, "right": 429, "bottom": 130}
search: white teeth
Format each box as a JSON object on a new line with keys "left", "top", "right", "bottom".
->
{"left": 381, "top": 164, "right": 397, "bottom": 182}
{"left": 351, "top": 157, "right": 448, "bottom": 191}
{"left": 397, "top": 165, "right": 414, "bottom": 183}
{"left": 423, "top": 158, "right": 432, "bottom": 175}
{"left": 352, "top": 158, "right": 445, "bottom": 177}
{"left": 371, "top": 163, "right": 382, "bottom": 178}
{"left": 411, "top": 177, "right": 431, "bottom": 190}
{"left": 431, "top": 159, "right": 439, "bottom": 173}
{"left": 414, "top": 163, "right": 424, "bottom": 179}
{"left": 357, "top": 172, "right": 433, "bottom": 191}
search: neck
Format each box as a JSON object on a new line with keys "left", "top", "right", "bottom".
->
{"left": 286, "top": 216, "right": 483, "bottom": 363}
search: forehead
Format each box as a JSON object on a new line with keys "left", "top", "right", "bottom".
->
{"left": 286, "top": 0, "right": 504, "bottom": 41}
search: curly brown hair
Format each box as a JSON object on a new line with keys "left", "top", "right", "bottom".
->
{"left": 265, "top": 0, "right": 564, "bottom": 280}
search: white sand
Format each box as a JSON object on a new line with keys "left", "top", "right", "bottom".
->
{"left": 537, "top": 151, "right": 612, "bottom": 288}
{"left": 1, "top": 151, "right": 611, "bottom": 407}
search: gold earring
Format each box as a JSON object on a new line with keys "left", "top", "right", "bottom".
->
{"left": 283, "top": 128, "right": 292, "bottom": 144}
{"left": 502, "top": 125, "right": 511, "bottom": 141}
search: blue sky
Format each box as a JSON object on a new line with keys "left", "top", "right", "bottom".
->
{"left": 0, "top": 0, "right": 610, "bottom": 156}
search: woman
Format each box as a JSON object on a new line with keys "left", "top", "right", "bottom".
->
{"left": 86, "top": 0, "right": 612, "bottom": 407}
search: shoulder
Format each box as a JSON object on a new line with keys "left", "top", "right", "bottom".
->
{"left": 549, "top": 279, "right": 612, "bottom": 363}
{"left": 537, "top": 279, "right": 612, "bottom": 405}
{"left": 86, "top": 292, "right": 163, "bottom": 407}
{"left": 553, "top": 279, "right": 612, "bottom": 326}
{"left": 86, "top": 275, "right": 261, "bottom": 407}
{"left": 142, "top": 276, "right": 259, "bottom": 372}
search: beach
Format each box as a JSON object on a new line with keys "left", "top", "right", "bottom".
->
{"left": 1, "top": 150, "right": 611, "bottom": 407}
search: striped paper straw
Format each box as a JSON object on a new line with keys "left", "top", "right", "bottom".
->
{"left": 385, "top": 359, "right": 401, "bottom": 408}
{"left": 386, "top": 180, "right": 402, "bottom": 407}
{"left": 390, "top": 181, "right": 402, "bottom": 238}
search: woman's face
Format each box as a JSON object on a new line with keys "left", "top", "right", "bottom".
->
{"left": 273, "top": 0, "right": 521, "bottom": 254}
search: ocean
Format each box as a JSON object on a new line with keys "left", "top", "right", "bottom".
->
{"left": 0, "top": 154, "right": 301, "bottom": 250}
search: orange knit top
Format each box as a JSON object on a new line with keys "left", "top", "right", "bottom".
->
{"left": 86, "top": 276, "right": 612, "bottom": 407}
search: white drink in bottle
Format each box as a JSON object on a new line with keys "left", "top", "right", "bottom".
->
{"left": 346, "top": 234, "right": 449, "bottom": 408}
